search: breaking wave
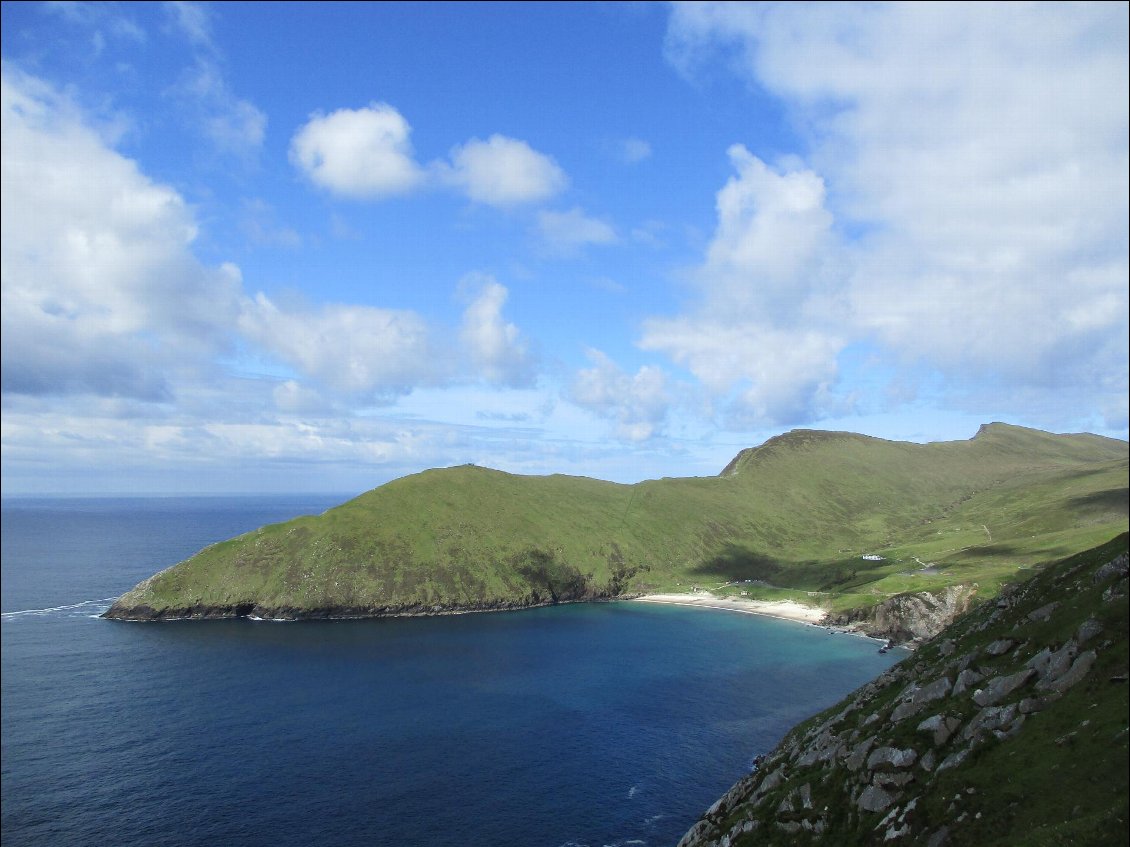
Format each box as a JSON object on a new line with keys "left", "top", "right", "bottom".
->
{"left": 1, "top": 598, "right": 118, "bottom": 621}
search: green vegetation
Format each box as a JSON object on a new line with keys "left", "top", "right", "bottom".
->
{"left": 104, "top": 423, "right": 1127, "bottom": 620}
{"left": 679, "top": 534, "right": 1129, "bottom": 846}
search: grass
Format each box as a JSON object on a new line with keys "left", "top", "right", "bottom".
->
{"left": 692, "top": 534, "right": 1129, "bottom": 847}
{"left": 107, "top": 423, "right": 1128, "bottom": 619}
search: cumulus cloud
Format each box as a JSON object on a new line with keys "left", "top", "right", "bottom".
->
{"left": 536, "top": 206, "right": 618, "bottom": 255}
{"left": 664, "top": 1, "right": 1129, "bottom": 423}
{"left": 458, "top": 275, "right": 535, "bottom": 387}
{"left": 699, "top": 145, "right": 836, "bottom": 318}
{"left": 238, "top": 293, "right": 439, "bottom": 398}
{"left": 640, "top": 147, "right": 845, "bottom": 426}
{"left": 290, "top": 103, "right": 425, "bottom": 199}
{"left": 1, "top": 67, "right": 243, "bottom": 400}
{"left": 287, "top": 105, "right": 568, "bottom": 209}
{"left": 444, "top": 134, "right": 567, "bottom": 207}
{"left": 570, "top": 349, "right": 671, "bottom": 442}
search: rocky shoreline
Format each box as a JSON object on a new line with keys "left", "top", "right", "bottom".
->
{"left": 100, "top": 591, "right": 639, "bottom": 622}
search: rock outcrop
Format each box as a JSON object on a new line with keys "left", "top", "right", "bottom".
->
{"left": 832, "top": 584, "right": 979, "bottom": 645}
{"left": 677, "top": 537, "right": 1129, "bottom": 846}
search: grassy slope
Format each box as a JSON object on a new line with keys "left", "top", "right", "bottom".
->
{"left": 106, "top": 424, "right": 1128, "bottom": 618}
{"left": 681, "top": 534, "right": 1129, "bottom": 846}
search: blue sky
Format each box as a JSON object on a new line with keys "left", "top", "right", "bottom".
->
{"left": 2, "top": 1, "right": 1127, "bottom": 496}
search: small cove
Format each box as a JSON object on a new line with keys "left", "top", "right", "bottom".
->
{"left": 2, "top": 497, "right": 903, "bottom": 846}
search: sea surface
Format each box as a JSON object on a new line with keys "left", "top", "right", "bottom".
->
{"left": 1, "top": 496, "right": 903, "bottom": 846}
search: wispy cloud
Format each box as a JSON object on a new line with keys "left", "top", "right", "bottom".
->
{"left": 165, "top": 1, "right": 266, "bottom": 159}
{"left": 536, "top": 206, "right": 618, "bottom": 256}
{"left": 620, "top": 137, "right": 652, "bottom": 164}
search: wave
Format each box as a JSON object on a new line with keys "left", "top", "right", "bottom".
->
{"left": 1, "top": 597, "right": 118, "bottom": 621}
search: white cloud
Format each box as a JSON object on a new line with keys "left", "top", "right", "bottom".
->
{"left": 272, "top": 379, "right": 330, "bottom": 414}
{"left": 165, "top": 2, "right": 266, "bottom": 159}
{"left": 640, "top": 320, "right": 842, "bottom": 427}
{"left": 44, "top": 1, "right": 147, "bottom": 45}
{"left": 536, "top": 206, "right": 618, "bottom": 255}
{"left": 290, "top": 103, "right": 425, "bottom": 199}
{"left": 640, "top": 147, "right": 845, "bottom": 425}
{"left": 458, "top": 275, "right": 535, "bottom": 387}
{"left": 444, "top": 134, "right": 567, "bottom": 207}
{"left": 665, "top": 1, "right": 1129, "bottom": 423}
{"left": 238, "top": 293, "right": 439, "bottom": 398}
{"left": 165, "top": 1, "right": 213, "bottom": 49}
{"left": 700, "top": 144, "right": 836, "bottom": 318}
{"left": 570, "top": 350, "right": 671, "bottom": 442}
{"left": 1, "top": 67, "right": 242, "bottom": 400}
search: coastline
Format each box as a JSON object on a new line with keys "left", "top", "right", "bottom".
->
{"left": 630, "top": 592, "right": 829, "bottom": 625}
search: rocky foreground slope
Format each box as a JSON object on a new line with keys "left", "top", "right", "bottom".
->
{"left": 677, "top": 534, "right": 1129, "bottom": 846}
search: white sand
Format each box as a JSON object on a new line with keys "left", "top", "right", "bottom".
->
{"left": 631, "top": 592, "right": 828, "bottom": 624}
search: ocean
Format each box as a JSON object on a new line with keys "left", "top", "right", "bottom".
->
{"left": 1, "top": 496, "right": 903, "bottom": 846}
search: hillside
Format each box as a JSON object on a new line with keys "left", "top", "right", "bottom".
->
{"left": 676, "top": 533, "right": 1129, "bottom": 846}
{"left": 103, "top": 424, "right": 1128, "bottom": 624}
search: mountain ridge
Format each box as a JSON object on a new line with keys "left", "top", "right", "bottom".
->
{"left": 103, "top": 424, "right": 1128, "bottom": 627}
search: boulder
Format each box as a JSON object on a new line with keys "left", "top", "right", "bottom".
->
{"left": 1039, "top": 650, "right": 1097, "bottom": 694}
{"left": 858, "top": 785, "right": 896, "bottom": 813}
{"left": 972, "top": 668, "right": 1035, "bottom": 707}
{"left": 952, "top": 668, "right": 983, "bottom": 696}
{"left": 963, "top": 703, "right": 1019, "bottom": 742}
{"left": 1027, "top": 641, "right": 1078, "bottom": 682}
{"left": 917, "top": 714, "right": 962, "bottom": 747}
{"left": 1027, "top": 601, "right": 1060, "bottom": 623}
{"left": 868, "top": 746, "right": 919, "bottom": 771}
{"left": 985, "top": 638, "right": 1015, "bottom": 656}
{"left": 891, "top": 675, "right": 952, "bottom": 722}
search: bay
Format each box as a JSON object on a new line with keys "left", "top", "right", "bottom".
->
{"left": 1, "top": 496, "right": 902, "bottom": 846}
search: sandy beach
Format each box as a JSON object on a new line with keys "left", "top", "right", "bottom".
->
{"left": 631, "top": 592, "right": 828, "bottom": 625}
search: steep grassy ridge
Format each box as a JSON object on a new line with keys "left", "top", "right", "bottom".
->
{"left": 677, "top": 534, "right": 1130, "bottom": 846}
{"left": 104, "top": 424, "right": 1128, "bottom": 621}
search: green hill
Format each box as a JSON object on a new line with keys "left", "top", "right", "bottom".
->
{"left": 676, "top": 534, "right": 1129, "bottom": 846}
{"left": 103, "top": 424, "right": 1128, "bottom": 623}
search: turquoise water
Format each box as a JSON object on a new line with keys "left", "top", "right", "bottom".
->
{"left": 1, "top": 497, "right": 902, "bottom": 846}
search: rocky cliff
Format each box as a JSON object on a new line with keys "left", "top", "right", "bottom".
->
{"left": 833, "top": 585, "right": 980, "bottom": 646}
{"left": 677, "top": 535, "right": 1129, "bottom": 846}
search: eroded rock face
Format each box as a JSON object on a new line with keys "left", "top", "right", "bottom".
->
{"left": 833, "top": 584, "right": 979, "bottom": 645}
{"left": 676, "top": 540, "right": 1128, "bottom": 847}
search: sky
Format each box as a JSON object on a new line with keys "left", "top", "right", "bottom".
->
{"left": 1, "top": 1, "right": 1127, "bottom": 496}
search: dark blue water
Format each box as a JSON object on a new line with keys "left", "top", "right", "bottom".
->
{"left": 2, "top": 497, "right": 902, "bottom": 846}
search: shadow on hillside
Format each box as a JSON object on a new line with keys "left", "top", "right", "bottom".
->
{"left": 1068, "top": 487, "right": 1129, "bottom": 514}
{"left": 691, "top": 544, "right": 783, "bottom": 582}
{"left": 948, "top": 542, "right": 1024, "bottom": 560}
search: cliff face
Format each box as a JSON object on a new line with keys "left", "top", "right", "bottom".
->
{"left": 833, "top": 585, "right": 980, "bottom": 645}
{"left": 677, "top": 536, "right": 1129, "bottom": 847}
